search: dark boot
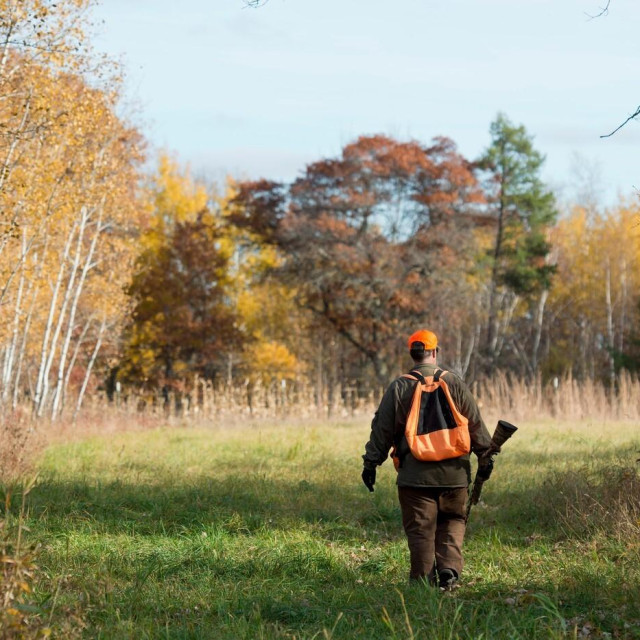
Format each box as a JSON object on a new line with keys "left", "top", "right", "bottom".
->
{"left": 437, "top": 568, "right": 459, "bottom": 591}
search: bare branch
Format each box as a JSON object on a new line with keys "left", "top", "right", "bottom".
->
{"left": 585, "top": 0, "right": 611, "bottom": 19}
{"left": 600, "top": 105, "right": 640, "bottom": 138}
{"left": 588, "top": 2, "right": 640, "bottom": 140}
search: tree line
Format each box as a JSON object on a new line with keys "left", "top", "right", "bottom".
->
{"left": 0, "top": 1, "right": 638, "bottom": 419}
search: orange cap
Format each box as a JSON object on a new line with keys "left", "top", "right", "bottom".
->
{"left": 407, "top": 329, "right": 438, "bottom": 351}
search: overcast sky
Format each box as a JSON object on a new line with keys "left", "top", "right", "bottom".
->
{"left": 92, "top": 0, "right": 640, "bottom": 208}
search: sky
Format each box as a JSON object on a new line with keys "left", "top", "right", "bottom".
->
{"left": 91, "top": 0, "right": 640, "bottom": 209}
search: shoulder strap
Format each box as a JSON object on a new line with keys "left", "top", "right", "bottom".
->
{"left": 394, "top": 370, "right": 424, "bottom": 469}
{"left": 404, "top": 369, "right": 449, "bottom": 383}
{"left": 407, "top": 370, "right": 426, "bottom": 384}
{"left": 434, "top": 368, "right": 447, "bottom": 382}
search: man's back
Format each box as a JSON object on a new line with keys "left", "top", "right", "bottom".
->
{"left": 363, "top": 363, "right": 491, "bottom": 487}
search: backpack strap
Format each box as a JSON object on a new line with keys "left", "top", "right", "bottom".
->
{"left": 404, "top": 369, "right": 447, "bottom": 384}
{"left": 433, "top": 368, "right": 446, "bottom": 382}
{"left": 408, "top": 369, "right": 426, "bottom": 384}
{"left": 394, "top": 370, "right": 426, "bottom": 469}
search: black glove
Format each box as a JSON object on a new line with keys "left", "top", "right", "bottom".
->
{"left": 477, "top": 457, "right": 494, "bottom": 481}
{"left": 361, "top": 467, "right": 376, "bottom": 492}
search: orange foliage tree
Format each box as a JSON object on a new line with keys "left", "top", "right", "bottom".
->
{"left": 118, "top": 157, "right": 243, "bottom": 394}
{"left": 230, "top": 135, "right": 484, "bottom": 386}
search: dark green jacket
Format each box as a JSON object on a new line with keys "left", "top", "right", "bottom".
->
{"left": 362, "top": 363, "right": 492, "bottom": 487}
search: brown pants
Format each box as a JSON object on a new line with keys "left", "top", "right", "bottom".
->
{"left": 398, "top": 486, "right": 467, "bottom": 582}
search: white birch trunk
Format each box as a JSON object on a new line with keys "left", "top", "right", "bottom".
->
{"left": 494, "top": 293, "right": 520, "bottom": 359}
{"left": 461, "top": 327, "right": 478, "bottom": 379}
{"left": 0, "top": 17, "right": 15, "bottom": 82}
{"left": 51, "top": 205, "right": 103, "bottom": 418}
{"left": 37, "top": 208, "right": 89, "bottom": 416}
{"left": 13, "top": 232, "right": 48, "bottom": 409}
{"left": 530, "top": 288, "right": 549, "bottom": 375}
{"left": 452, "top": 331, "right": 463, "bottom": 375}
{"left": 0, "top": 92, "right": 30, "bottom": 203}
{"left": 1, "top": 348, "right": 7, "bottom": 396}
{"left": 1, "top": 226, "right": 27, "bottom": 404}
{"left": 73, "top": 316, "right": 107, "bottom": 421}
{"left": 11, "top": 277, "right": 37, "bottom": 410}
{"left": 33, "top": 219, "right": 78, "bottom": 414}
{"left": 605, "top": 260, "right": 616, "bottom": 386}
{"left": 618, "top": 256, "right": 627, "bottom": 355}
{"left": 60, "top": 316, "right": 93, "bottom": 412}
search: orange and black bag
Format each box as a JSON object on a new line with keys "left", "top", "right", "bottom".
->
{"left": 391, "top": 369, "right": 470, "bottom": 469}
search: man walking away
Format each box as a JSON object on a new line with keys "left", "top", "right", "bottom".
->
{"left": 361, "top": 329, "right": 493, "bottom": 590}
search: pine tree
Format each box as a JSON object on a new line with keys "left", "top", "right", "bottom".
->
{"left": 479, "top": 113, "right": 557, "bottom": 369}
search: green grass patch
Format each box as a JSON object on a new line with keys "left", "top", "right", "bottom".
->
{"left": 3, "top": 419, "right": 640, "bottom": 638}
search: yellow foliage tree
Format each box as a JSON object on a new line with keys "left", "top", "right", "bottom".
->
{"left": 119, "top": 159, "right": 243, "bottom": 391}
{"left": 0, "top": 2, "right": 146, "bottom": 417}
{"left": 219, "top": 178, "right": 302, "bottom": 387}
{"left": 546, "top": 201, "right": 640, "bottom": 381}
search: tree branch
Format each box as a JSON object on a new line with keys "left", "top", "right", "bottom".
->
{"left": 587, "top": 2, "right": 640, "bottom": 140}
{"left": 585, "top": 0, "right": 611, "bottom": 19}
{"left": 600, "top": 105, "right": 640, "bottom": 138}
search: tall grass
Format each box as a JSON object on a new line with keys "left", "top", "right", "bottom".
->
{"left": 0, "top": 477, "right": 52, "bottom": 639}
{"left": 79, "top": 370, "right": 640, "bottom": 424}
{"left": 0, "top": 409, "right": 43, "bottom": 483}
{"left": 475, "top": 370, "right": 640, "bottom": 423}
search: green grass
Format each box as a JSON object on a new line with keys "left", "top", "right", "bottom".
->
{"left": 3, "top": 418, "right": 640, "bottom": 639}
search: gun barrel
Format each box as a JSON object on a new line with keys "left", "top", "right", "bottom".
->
{"left": 487, "top": 420, "right": 518, "bottom": 455}
{"left": 495, "top": 419, "right": 517, "bottom": 440}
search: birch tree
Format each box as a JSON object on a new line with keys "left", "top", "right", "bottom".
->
{"left": 0, "top": 7, "right": 145, "bottom": 416}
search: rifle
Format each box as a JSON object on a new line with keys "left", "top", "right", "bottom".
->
{"left": 465, "top": 420, "right": 518, "bottom": 523}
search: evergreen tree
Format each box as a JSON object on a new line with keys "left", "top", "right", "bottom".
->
{"left": 479, "top": 113, "right": 558, "bottom": 367}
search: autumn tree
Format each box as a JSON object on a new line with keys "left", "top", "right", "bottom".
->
{"left": 119, "top": 157, "right": 243, "bottom": 394}
{"left": 123, "top": 210, "right": 241, "bottom": 389}
{"left": 218, "top": 179, "right": 302, "bottom": 391}
{"left": 0, "top": 1, "right": 146, "bottom": 418}
{"left": 231, "top": 135, "right": 484, "bottom": 386}
{"left": 546, "top": 202, "right": 640, "bottom": 384}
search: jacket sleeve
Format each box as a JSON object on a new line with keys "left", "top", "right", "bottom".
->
{"left": 447, "top": 375, "right": 492, "bottom": 457}
{"left": 362, "top": 381, "right": 397, "bottom": 470}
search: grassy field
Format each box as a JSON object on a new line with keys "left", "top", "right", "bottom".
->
{"left": 2, "top": 416, "right": 640, "bottom": 639}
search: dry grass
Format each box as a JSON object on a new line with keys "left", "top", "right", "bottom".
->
{"left": 549, "top": 463, "right": 640, "bottom": 542}
{"left": 2, "top": 372, "right": 639, "bottom": 484}
{"left": 475, "top": 370, "right": 640, "bottom": 424}
{"left": 0, "top": 479, "right": 51, "bottom": 639}
{"left": 0, "top": 407, "right": 166, "bottom": 483}
{"left": 87, "top": 370, "right": 640, "bottom": 424}
{"left": 1, "top": 479, "right": 87, "bottom": 638}
{"left": 0, "top": 410, "right": 43, "bottom": 484}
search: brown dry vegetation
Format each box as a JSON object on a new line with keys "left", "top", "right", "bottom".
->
{"left": 2, "top": 373, "right": 640, "bottom": 482}
{"left": 0, "top": 412, "right": 44, "bottom": 485}
{"left": 551, "top": 463, "right": 640, "bottom": 542}
{"left": 0, "top": 479, "right": 47, "bottom": 639}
